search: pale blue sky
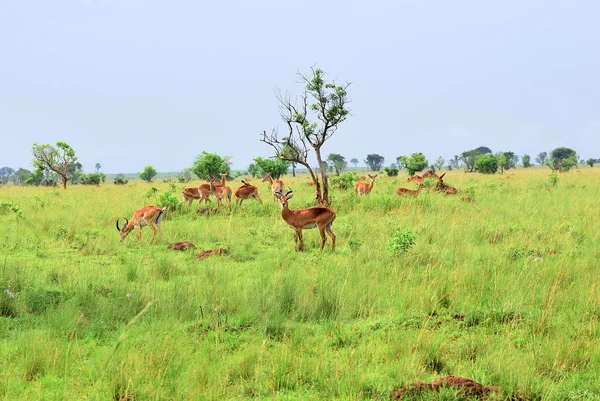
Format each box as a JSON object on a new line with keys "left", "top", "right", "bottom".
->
{"left": 1, "top": 0, "right": 599, "bottom": 173}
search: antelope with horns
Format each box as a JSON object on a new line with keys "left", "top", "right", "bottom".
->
{"left": 210, "top": 178, "right": 232, "bottom": 212}
{"left": 395, "top": 183, "right": 425, "bottom": 197}
{"left": 262, "top": 173, "right": 285, "bottom": 203}
{"left": 182, "top": 173, "right": 228, "bottom": 205}
{"left": 116, "top": 206, "right": 166, "bottom": 243}
{"left": 354, "top": 174, "right": 377, "bottom": 196}
{"left": 275, "top": 188, "right": 336, "bottom": 251}
{"left": 234, "top": 180, "right": 263, "bottom": 207}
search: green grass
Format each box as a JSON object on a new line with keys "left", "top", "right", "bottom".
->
{"left": 1, "top": 169, "right": 600, "bottom": 400}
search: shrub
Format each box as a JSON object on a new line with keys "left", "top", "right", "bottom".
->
{"left": 383, "top": 167, "right": 399, "bottom": 177}
{"left": 474, "top": 154, "right": 498, "bottom": 174}
{"left": 156, "top": 191, "right": 180, "bottom": 212}
{"left": 387, "top": 229, "right": 416, "bottom": 254}
{"left": 329, "top": 172, "right": 358, "bottom": 190}
{"left": 113, "top": 174, "right": 129, "bottom": 185}
{"left": 0, "top": 201, "right": 24, "bottom": 220}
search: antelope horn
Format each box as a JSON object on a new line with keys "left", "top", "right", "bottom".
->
{"left": 285, "top": 187, "right": 293, "bottom": 196}
{"left": 116, "top": 218, "right": 121, "bottom": 231}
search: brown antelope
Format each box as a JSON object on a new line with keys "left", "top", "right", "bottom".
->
{"left": 234, "top": 180, "right": 263, "bottom": 206}
{"left": 434, "top": 173, "right": 458, "bottom": 195}
{"left": 116, "top": 206, "right": 166, "bottom": 243}
{"left": 407, "top": 174, "right": 424, "bottom": 184}
{"left": 262, "top": 173, "right": 285, "bottom": 203}
{"left": 422, "top": 170, "right": 439, "bottom": 179}
{"left": 182, "top": 173, "right": 228, "bottom": 205}
{"left": 210, "top": 179, "right": 232, "bottom": 212}
{"left": 354, "top": 174, "right": 377, "bottom": 196}
{"left": 395, "top": 183, "right": 425, "bottom": 197}
{"left": 275, "top": 189, "right": 336, "bottom": 251}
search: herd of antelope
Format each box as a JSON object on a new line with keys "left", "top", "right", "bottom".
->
{"left": 116, "top": 171, "right": 457, "bottom": 251}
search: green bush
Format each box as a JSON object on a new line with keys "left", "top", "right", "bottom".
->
{"left": 383, "top": 167, "right": 399, "bottom": 177}
{"left": 474, "top": 154, "right": 498, "bottom": 174}
{"left": 329, "top": 172, "right": 358, "bottom": 190}
{"left": 387, "top": 229, "right": 416, "bottom": 254}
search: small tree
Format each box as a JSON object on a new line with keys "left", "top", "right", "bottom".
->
{"left": 433, "top": 156, "right": 445, "bottom": 172}
{"left": 261, "top": 67, "right": 351, "bottom": 205}
{"left": 522, "top": 154, "right": 532, "bottom": 168}
{"left": 475, "top": 154, "right": 498, "bottom": 174}
{"left": 140, "top": 166, "right": 158, "bottom": 182}
{"left": 31, "top": 141, "right": 78, "bottom": 189}
{"left": 496, "top": 153, "right": 507, "bottom": 174}
{"left": 460, "top": 149, "right": 481, "bottom": 172}
{"left": 546, "top": 147, "right": 577, "bottom": 172}
{"left": 11, "top": 168, "right": 31, "bottom": 185}
{"left": 95, "top": 163, "right": 101, "bottom": 173}
{"left": 586, "top": 158, "right": 595, "bottom": 167}
{"left": 536, "top": 152, "right": 547, "bottom": 165}
{"left": 384, "top": 167, "right": 399, "bottom": 176}
{"left": 0, "top": 167, "right": 14, "bottom": 185}
{"left": 400, "top": 153, "right": 428, "bottom": 176}
{"left": 327, "top": 153, "right": 347, "bottom": 176}
{"left": 250, "top": 157, "right": 290, "bottom": 179}
{"left": 475, "top": 146, "right": 492, "bottom": 154}
{"left": 191, "top": 151, "right": 231, "bottom": 181}
{"left": 350, "top": 158, "right": 359, "bottom": 169}
{"left": 114, "top": 174, "right": 129, "bottom": 185}
{"left": 364, "top": 154, "right": 385, "bottom": 171}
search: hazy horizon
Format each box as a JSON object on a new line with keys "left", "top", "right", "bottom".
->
{"left": 2, "top": 1, "right": 599, "bottom": 175}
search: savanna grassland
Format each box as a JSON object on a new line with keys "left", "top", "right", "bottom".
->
{"left": 1, "top": 168, "right": 599, "bottom": 400}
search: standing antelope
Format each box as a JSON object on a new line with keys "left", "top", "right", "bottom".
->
{"left": 262, "top": 173, "right": 285, "bottom": 203}
{"left": 234, "top": 180, "right": 263, "bottom": 207}
{"left": 354, "top": 174, "right": 377, "bottom": 196}
{"left": 210, "top": 179, "right": 232, "bottom": 212}
{"left": 116, "top": 206, "right": 166, "bottom": 243}
{"left": 275, "top": 189, "right": 336, "bottom": 251}
{"left": 182, "top": 173, "right": 228, "bottom": 205}
{"left": 395, "top": 183, "right": 425, "bottom": 197}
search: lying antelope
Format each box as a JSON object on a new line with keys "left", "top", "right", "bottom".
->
{"left": 434, "top": 173, "right": 458, "bottom": 195}
{"left": 234, "top": 180, "right": 263, "bottom": 206}
{"left": 275, "top": 189, "right": 336, "bottom": 251}
{"left": 116, "top": 206, "right": 166, "bottom": 243}
{"left": 396, "top": 183, "right": 424, "bottom": 197}
{"left": 354, "top": 174, "right": 377, "bottom": 196}
{"left": 262, "top": 173, "right": 285, "bottom": 203}
{"left": 210, "top": 178, "right": 232, "bottom": 212}
{"left": 407, "top": 174, "right": 424, "bottom": 184}
{"left": 422, "top": 170, "right": 439, "bottom": 179}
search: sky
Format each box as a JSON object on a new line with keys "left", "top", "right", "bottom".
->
{"left": 1, "top": 0, "right": 599, "bottom": 174}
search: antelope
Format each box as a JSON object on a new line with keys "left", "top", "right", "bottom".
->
{"left": 275, "top": 188, "right": 336, "bottom": 251}
{"left": 182, "top": 173, "right": 228, "bottom": 205}
{"left": 116, "top": 206, "right": 166, "bottom": 243}
{"left": 262, "top": 173, "right": 285, "bottom": 203}
{"left": 354, "top": 174, "right": 377, "bottom": 196}
{"left": 234, "top": 180, "right": 263, "bottom": 206}
{"left": 435, "top": 173, "right": 458, "bottom": 195}
{"left": 395, "top": 183, "right": 425, "bottom": 197}
{"left": 210, "top": 179, "right": 232, "bottom": 212}
{"left": 407, "top": 175, "right": 424, "bottom": 184}
{"left": 422, "top": 170, "right": 439, "bottom": 179}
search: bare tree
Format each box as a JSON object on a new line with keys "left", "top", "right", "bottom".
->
{"left": 261, "top": 67, "right": 351, "bottom": 205}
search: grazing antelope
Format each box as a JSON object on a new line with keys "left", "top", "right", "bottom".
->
{"left": 234, "top": 180, "right": 263, "bottom": 206}
{"left": 354, "top": 174, "right": 377, "bottom": 196}
{"left": 262, "top": 173, "right": 285, "bottom": 203}
{"left": 396, "top": 183, "right": 425, "bottom": 197}
{"left": 407, "top": 174, "right": 424, "bottom": 184}
{"left": 116, "top": 206, "right": 166, "bottom": 243}
{"left": 210, "top": 179, "right": 232, "bottom": 212}
{"left": 275, "top": 189, "right": 336, "bottom": 251}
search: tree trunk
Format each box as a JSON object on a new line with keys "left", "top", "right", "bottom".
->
{"left": 292, "top": 162, "right": 296, "bottom": 177}
{"left": 296, "top": 160, "right": 321, "bottom": 203}
{"left": 314, "top": 147, "right": 328, "bottom": 205}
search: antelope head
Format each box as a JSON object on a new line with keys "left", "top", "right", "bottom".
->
{"left": 115, "top": 217, "right": 130, "bottom": 242}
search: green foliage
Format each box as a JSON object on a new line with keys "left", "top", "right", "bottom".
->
{"left": 0, "top": 201, "right": 24, "bottom": 220}
{"left": 144, "top": 187, "right": 159, "bottom": 198}
{"left": 364, "top": 154, "right": 385, "bottom": 171}
{"left": 329, "top": 172, "right": 358, "bottom": 189}
{"left": 522, "top": 154, "right": 532, "bottom": 168}
{"left": 350, "top": 158, "right": 359, "bottom": 168}
{"left": 80, "top": 173, "right": 106, "bottom": 185}
{"left": 156, "top": 191, "right": 180, "bottom": 212}
{"left": 383, "top": 167, "right": 399, "bottom": 176}
{"left": 474, "top": 154, "right": 498, "bottom": 174}
{"left": 586, "top": 158, "right": 595, "bottom": 167}
{"left": 113, "top": 174, "right": 129, "bottom": 185}
{"left": 387, "top": 229, "right": 415, "bottom": 254}
{"left": 139, "top": 165, "right": 158, "bottom": 182}
{"left": 546, "top": 147, "right": 577, "bottom": 172}
{"left": 191, "top": 151, "right": 231, "bottom": 181}
{"left": 11, "top": 168, "right": 31, "bottom": 185}
{"left": 31, "top": 141, "right": 78, "bottom": 189}
{"left": 24, "top": 168, "right": 44, "bottom": 186}
{"left": 326, "top": 153, "right": 347, "bottom": 175}
{"left": 177, "top": 168, "right": 193, "bottom": 183}
{"left": 547, "top": 172, "right": 559, "bottom": 189}
{"left": 460, "top": 149, "right": 481, "bottom": 172}
{"left": 536, "top": 151, "right": 548, "bottom": 165}
{"left": 433, "top": 156, "right": 445, "bottom": 172}
{"left": 248, "top": 157, "right": 289, "bottom": 179}
{"left": 399, "top": 153, "right": 428, "bottom": 176}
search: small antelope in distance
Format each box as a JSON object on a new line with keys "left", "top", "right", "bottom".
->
{"left": 234, "top": 180, "right": 263, "bottom": 207}
{"left": 275, "top": 188, "right": 336, "bottom": 251}
{"left": 354, "top": 174, "right": 377, "bottom": 196}
{"left": 116, "top": 206, "right": 166, "bottom": 243}
{"left": 262, "top": 173, "right": 285, "bottom": 203}
{"left": 396, "top": 183, "right": 425, "bottom": 197}
{"left": 210, "top": 178, "right": 232, "bottom": 212}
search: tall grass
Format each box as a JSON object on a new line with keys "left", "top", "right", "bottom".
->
{"left": 0, "top": 168, "right": 599, "bottom": 399}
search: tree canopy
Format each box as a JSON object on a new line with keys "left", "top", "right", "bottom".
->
{"left": 31, "top": 141, "right": 78, "bottom": 189}
{"left": 364, "top": 154, "right": 385, "bottom": 171}
{"left": 326, "top": 153, "right": 347, "bottom": 176}
{"left": 139, "top": 166, "right": 158, "bottom": 182}
{"left": 546, "top": 147, "right": 577, "bottom": 172}
{"left": 191, "top": 151, "right": 231, "bottom": 181}
{"left": 248, "top": 157, "right": 289, "bottom": 179}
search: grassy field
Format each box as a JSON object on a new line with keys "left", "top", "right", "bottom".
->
{"left": 1, "top": 168, "right": 599, "bottom": 400}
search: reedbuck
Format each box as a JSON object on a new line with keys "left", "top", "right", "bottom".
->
{"left": 209, "top": 179, "right": 232, "bottom": 212}
{"left": 407, "top": 174, "right": 424, "bottom": 184}
{"left": 262, "top": 173, "right": 285, "bottom": 203}
{"left": 354, "top": 174, "right": 377, "bottom": 196}
{"left": 182, "top": 173, "right": 228, "bottom": 205}
{"left": 234, "top": 180, "right": 263, "bottom": 207}
{"left": 275, "top": 189, "right": 336, "bottom": 251}
{"left": 434, "top": 173, "right": 458, "bottom": 195}
{"left": 395, "top": 183, "right": 425, "bottom": 197}
{"left": 116, "top": 206, "right": 166, "bottom": 243}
